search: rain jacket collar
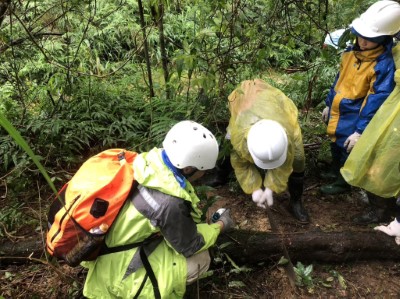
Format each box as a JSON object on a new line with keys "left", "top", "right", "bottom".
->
{"left": 161, "top": 150, "right": 187, "bottom": 188}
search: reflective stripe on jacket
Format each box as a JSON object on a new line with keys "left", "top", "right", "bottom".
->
{"left": 82, "top": 148, "right": 221, "bottom": 298}
{"left": 325, "top": 41, "right": 395, "bottom": 148}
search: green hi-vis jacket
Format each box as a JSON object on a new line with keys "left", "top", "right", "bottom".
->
{"left": 341, "top": 44, "right": 400, "bottom": 198}
{"left": 325, "top": 40, "right": 395, "bottom": 149}
{"left": 227, "top": 79, "right": 305, "bottom": 194}
{"left": 82, "top": 148, "right": 221, "bottom": 298}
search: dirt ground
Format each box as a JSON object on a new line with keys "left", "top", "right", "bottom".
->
{"left": 195, "top": 174, "right": 400, "bottom": 299}
{"left": 1, "top": 173, "right": 400, "bottom": 298}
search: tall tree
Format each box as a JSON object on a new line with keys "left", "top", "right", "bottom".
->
{"left": 138, "top": 0, "right": 155, "bottom": 98}
{"left": 152, "top": 2, "right": 170, "bottom": 99}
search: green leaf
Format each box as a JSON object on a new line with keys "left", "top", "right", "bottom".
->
{"left": 0, "top": 114, "right": 59, "bottom": 197}
{"left": 199, "top": 270, "right": 214, "bottom": 279}
{"left": 338, "top": 274, "right": 347, "bottom": 289}
{"left": 304, "top": 264, "right": 313, "bottom": 276}
{"left": 278, "top": 256, "right": 289, "bottom": 265}
{"left": 321, "top": 282, "right": 332, "bottom": 288}
{"left": 228, "top": 281, "right": 246, "bottom": 288}
{"left": 218, "top": 241, "right": 233, "bottom": 250}
{"left": 223, "top": 252, "right": 240, "bottom": 270}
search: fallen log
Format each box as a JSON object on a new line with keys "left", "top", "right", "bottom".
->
{"left": 1, "top": 229, "right": 399, "bottom": 266}
{"left": 219, "top": 229, "right": 400, "bottom": 264}
{"left": 0, "top": 237, "right": 46, "bottom": 265}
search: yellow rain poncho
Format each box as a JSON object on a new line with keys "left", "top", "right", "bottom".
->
{"left": 341, "top": 44, "right": 400, "bottom": 198}
{"left": 227, "top": 79, "right": 305, "bottom": 194}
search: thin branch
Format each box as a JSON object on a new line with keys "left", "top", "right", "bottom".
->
{"left": 0, "top": 255, "right": 80, "bottom": 283}
{"left": 0, "top": 32, "right": 64, "bottom": 54}
{"left": 10, "top": 10, "right": 50, "bottom": 61}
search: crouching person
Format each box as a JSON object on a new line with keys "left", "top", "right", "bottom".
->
{"left": 227, "top": 79, "right": 309, "bottom": 223}
{"left": 82, "top": 120, "right": 234, "bottom": 299}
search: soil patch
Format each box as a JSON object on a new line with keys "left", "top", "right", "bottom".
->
{"left": 1, "top": 176, "right": 400, "bottom": 298}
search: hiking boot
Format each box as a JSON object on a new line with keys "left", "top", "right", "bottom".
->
{"left": 288, "top": 172, "right": 310, "bottom": 223}
{"left": 320, "top": 174, "right": 350, "bottom": 195}
{"left": 352, "top": 208, "right": 388, "bottom": 224}
{"left": 353, "top": 193, "right": 397, "bottom": 224}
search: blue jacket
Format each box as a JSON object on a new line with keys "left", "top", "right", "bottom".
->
{"left": 325, "top": 40, "right": 395, "bottom": 149}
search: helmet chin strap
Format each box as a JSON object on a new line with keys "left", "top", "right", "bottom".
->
{"left": 161, "top": 150, "right": 187, "bottom": 188}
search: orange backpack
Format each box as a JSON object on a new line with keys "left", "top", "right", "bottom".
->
{"left": 46, "top": 149, "right": 138, "bottom": 266}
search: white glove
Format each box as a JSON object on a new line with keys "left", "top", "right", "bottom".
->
{"left": 252, "top": 188, "right": 273, "bottom": 209}
{"left": 374, "top": 219, "right": 400, "bottom": 245}
{"left": 252, "top": 189, "right": 264, "bottom": 207}
{"left": 225, "top": 127, "right": 231, "bottom": 140}
{"left": 322, "top": 106, "right": 329, "bottom": 123}
{"left": 344, "top": 132, "right": 361, "bottom": 153}
{"left": 260, "top": 187, "right": 274, "bottom": 207}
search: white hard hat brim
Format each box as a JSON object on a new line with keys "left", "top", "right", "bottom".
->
{"left": 351, "top": 18, "right": 382, "bottom": 38}
{"left": 251, "top": 145, "right": 287, "bottom": 170}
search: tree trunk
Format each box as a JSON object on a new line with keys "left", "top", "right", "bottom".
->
{"left": 137, "top": 0, "right": 155, "bottom": 98}
{"left": 153, "top": 3, "right": 170, "bottom": 99}
{"left": 219, "top": 229, "right": 400, "bottom": 264}
{"left": 1, "top": 229, "right": 399, "bottom": 266}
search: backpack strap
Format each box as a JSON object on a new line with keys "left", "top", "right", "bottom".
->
{"left": 133, "top": 272, "right": 149, "bottom": 299}
{"left": 99, "top": 234, "right": 162, "bottom": 299}
{"left": 139, "top": 245, "right": 161, "bottom": 299}
{"left": 98, "top": 241, "right": 145, "bottom": 256}
{"left": 98, "top": 232, "right": 161, "bottom": 256}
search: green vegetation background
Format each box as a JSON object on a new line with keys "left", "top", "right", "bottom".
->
{"left": 0, "top": 0, "right": 374, "bottom": 245}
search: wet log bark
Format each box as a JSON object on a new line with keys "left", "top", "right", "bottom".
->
{"left": 0, "top": 237, "right": 46, "bottom": 265}
{"left": 218, "top": 229, "right": 400, "bottom": 264}
{"left": 1, "top": 229, "right": 399, "bottom": 266}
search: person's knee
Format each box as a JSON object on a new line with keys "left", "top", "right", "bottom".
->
{"left": 186, "top": 250, "right": 211, "bottom": 285}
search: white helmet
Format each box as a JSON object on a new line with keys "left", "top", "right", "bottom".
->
{"left": 351, "top": 0, "right": 400, "bottom": 38}
{"left": 163, "top": 120, "right": 219, "bottom": 170}
{"left": 247, "top": 119, "right": 288, "bottom": 170}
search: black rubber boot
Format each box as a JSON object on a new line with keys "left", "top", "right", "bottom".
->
{"left": 353, "top": 192, "right": 397, "bottom": 224}
{"left": 288, "top": 172, "right": 310, "bottom": 223}
{"left": 320, "top": 159, "right": 341, "bottom": 180}
{"left": 319, "top": 173, "right": 351, "bottom": 195}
